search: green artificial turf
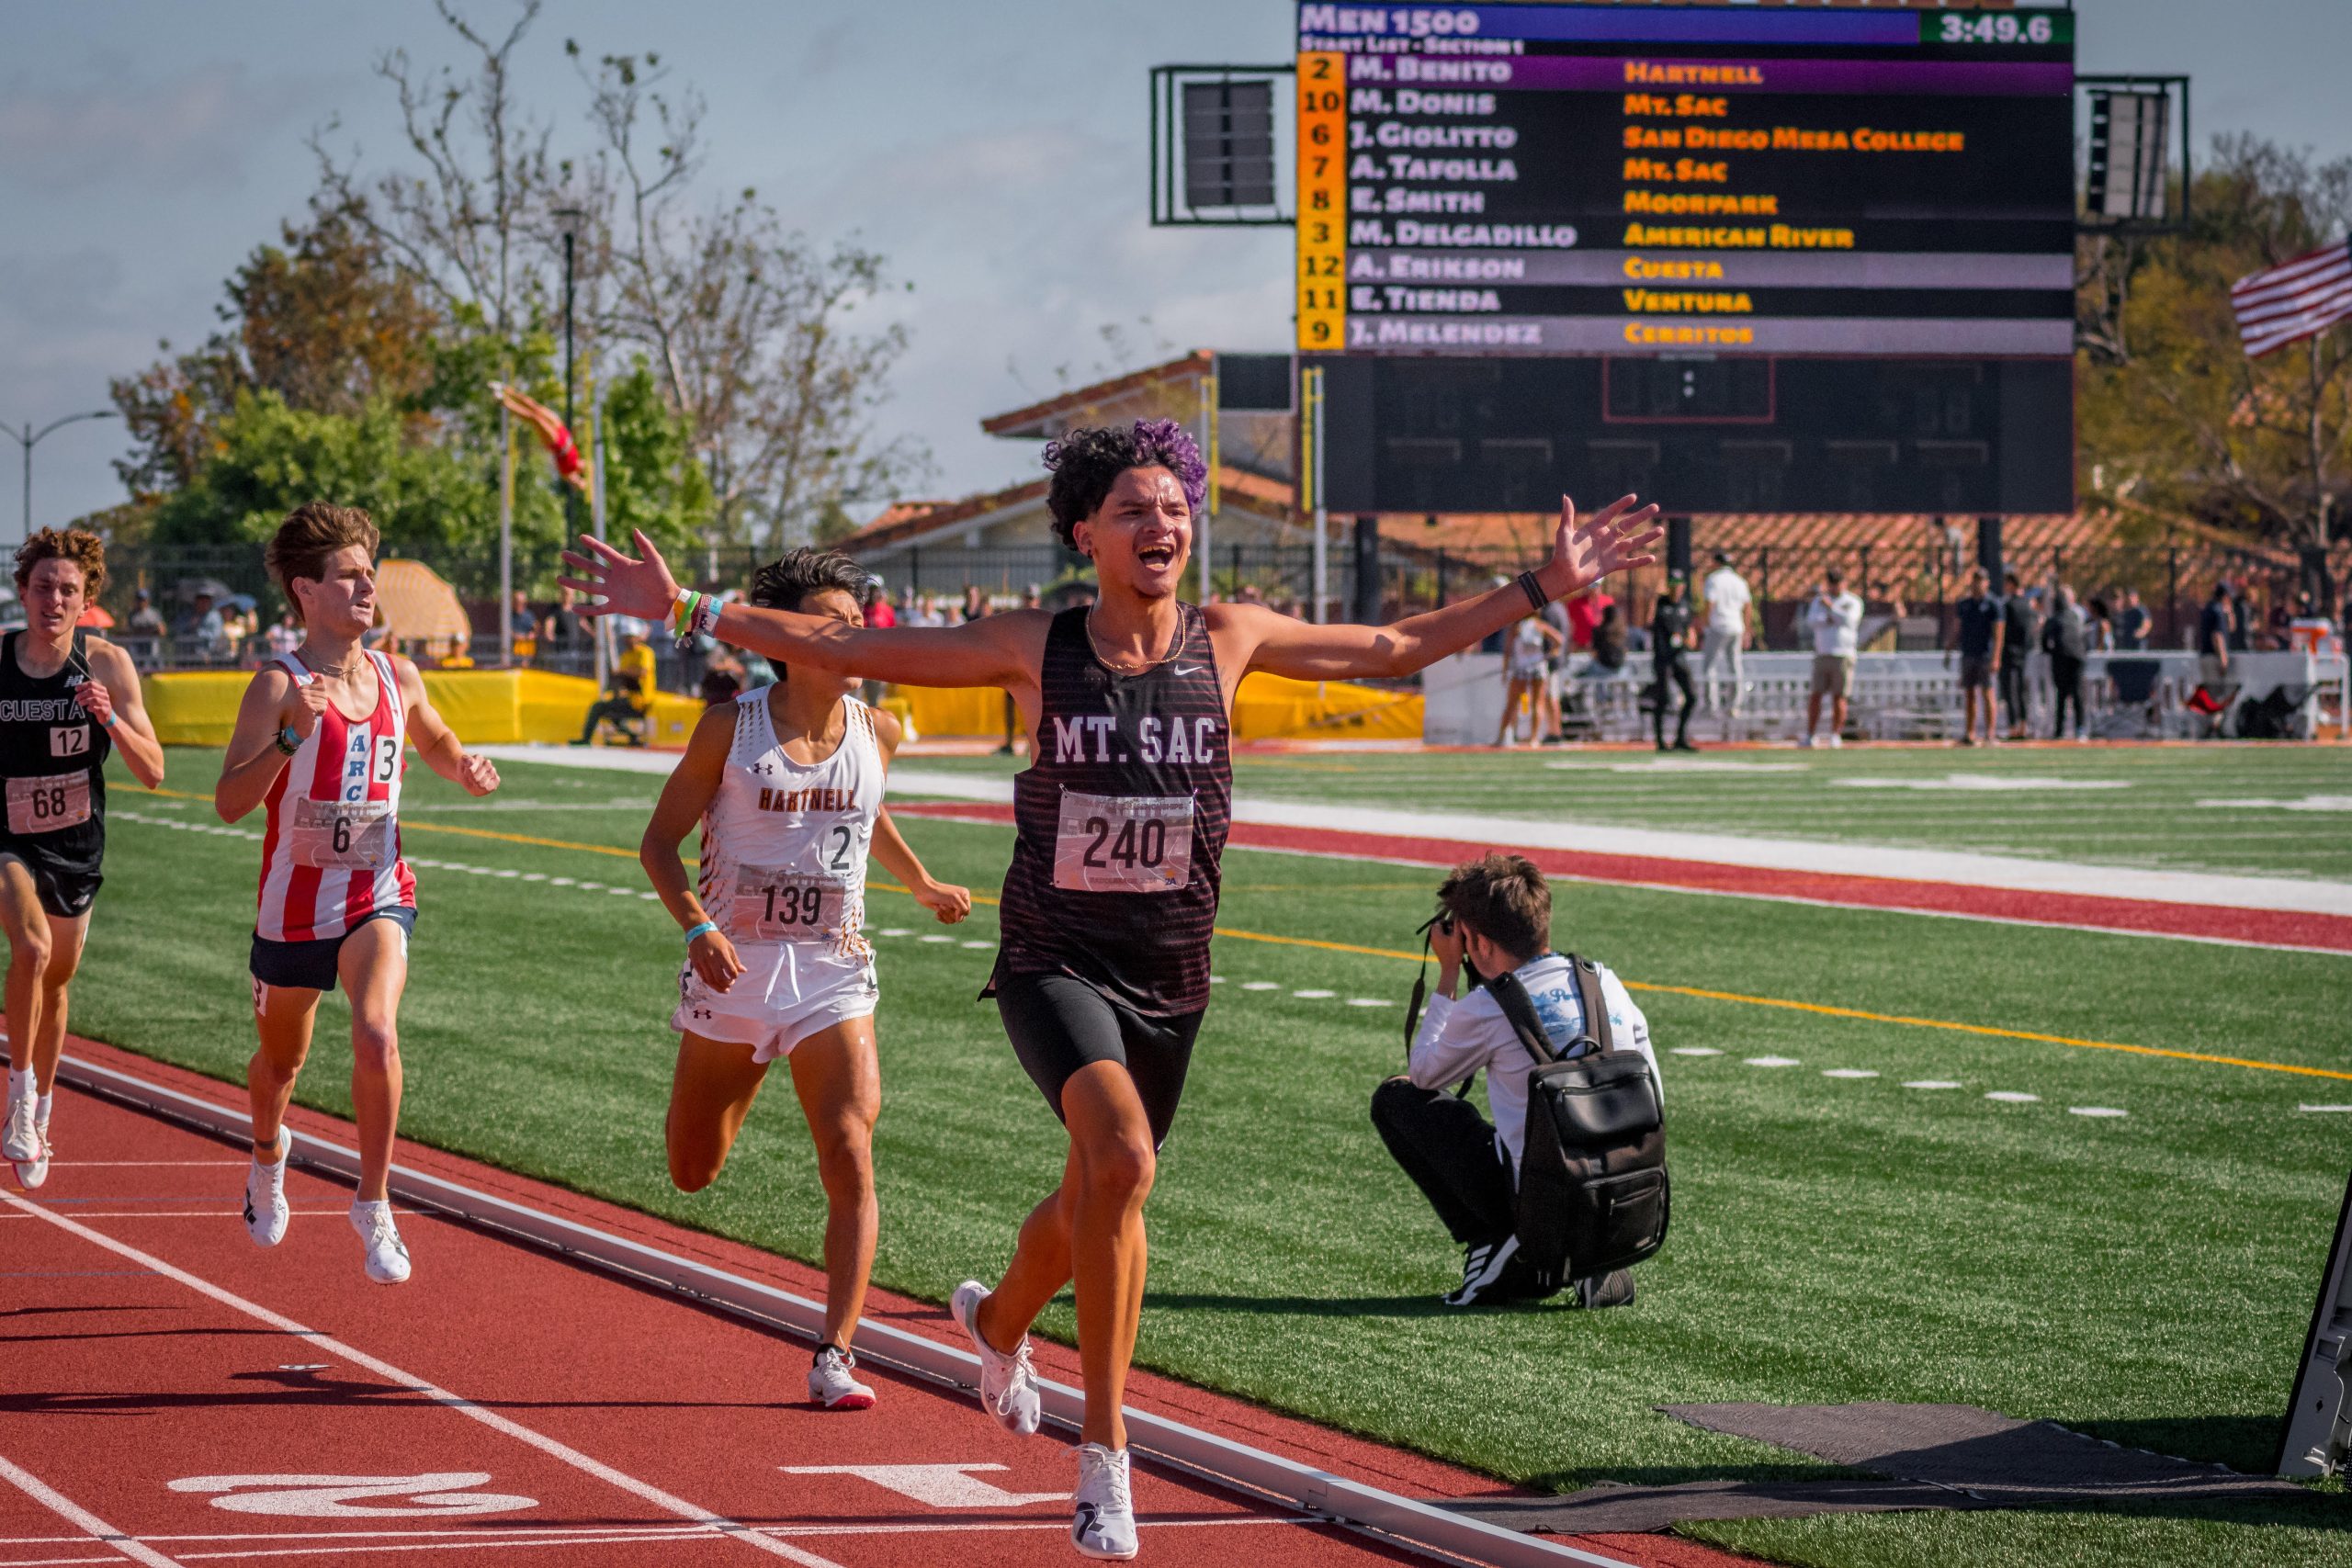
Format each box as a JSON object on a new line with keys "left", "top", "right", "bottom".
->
{"left": 72, "top": 750, "right": 2352, "bottom": 1568}
{"left": 907, "top": 743, "right": 2352, "bottom": 881}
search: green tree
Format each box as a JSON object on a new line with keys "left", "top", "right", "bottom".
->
{"left": 598, "top": 359, "right": 714, "bottom": 565}
{"left": 2076, "top": 135, "right": 2351, "bottom": 565}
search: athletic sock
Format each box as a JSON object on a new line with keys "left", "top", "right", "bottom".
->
{"left": 7, "top": 1067, "right": 29, "bottom": 1102}
{"left": 34, "top": 1093, "right": 51, "bottom": 1130}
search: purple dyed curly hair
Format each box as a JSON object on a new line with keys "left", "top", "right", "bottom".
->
{"left": 1040, "top": 418, "right": 1206, "bottom": 548}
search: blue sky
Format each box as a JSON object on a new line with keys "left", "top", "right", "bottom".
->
{"left": 2, "top": 0, "right": 2345, "bottom": 536}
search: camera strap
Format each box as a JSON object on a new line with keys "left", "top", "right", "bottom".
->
{"left": 1404, "top": 912, "right": 1476, "bottom": 1100}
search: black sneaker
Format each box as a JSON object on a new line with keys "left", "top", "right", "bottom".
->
{"left": 1572, "top": 1269, "right": 1637, "bottom": 1310}
{"left": 1442, "top": 1235, "right": 1521, "bottom": 1307}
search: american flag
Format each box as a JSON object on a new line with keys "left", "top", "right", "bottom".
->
{"left": 2232, "top": 237, "right": 2352, "bottom": 358}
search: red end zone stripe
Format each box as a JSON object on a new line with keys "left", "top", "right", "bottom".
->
{"left": 888, "top": 803, "right": 2352, "bottom": 953}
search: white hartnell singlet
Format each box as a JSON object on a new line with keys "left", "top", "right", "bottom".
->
{"left": 698, "top": 689, "right": 880, "bottom": 964}
{"left": 254, "top": 649, "right": 413, "bottom": 942}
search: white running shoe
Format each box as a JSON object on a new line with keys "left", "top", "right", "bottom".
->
{"left": 1825, "top": 732, "right": 1843, "bottom": 749}
{"left": 807, "top": 1345, "right": 876, "bottom": 1411}
{"left": 350, "top": 1199, "right": 410, "bottom": 1285}
{"left": 1070, "top": 1443, "right": 1137, "bottom": 1561}
{"left": 243, "top": 1131, "right": 291, "bottom": 1247}
{"left": 16, "top": 1121, "right": 51, "bottom": 1190}
{"left": 950, "top": 1279, "right": 1041, "bottom": 1436}
{"left": 2, "top": 1077, "right": 36, "bottom": 1168}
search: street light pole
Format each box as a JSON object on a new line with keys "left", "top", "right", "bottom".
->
{"left": 0, "top": 410, "right": 117, "bottom": 545}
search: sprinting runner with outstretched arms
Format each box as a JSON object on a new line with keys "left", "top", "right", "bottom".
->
{"left": 641, "top": 548, "right": 970, "bottom": 1412}
{"left": 565, "top": 420, "right": 1658, "bottom": 1561}
{"left": 216, "top": 502, "right": 500, "bottom": 1284}
{"left": 0, "top": 529, "right": 165, "bottom": 1190}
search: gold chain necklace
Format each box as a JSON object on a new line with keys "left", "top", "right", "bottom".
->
{"left": 1084, "top": 605, "right": 1185, "bottom": 675}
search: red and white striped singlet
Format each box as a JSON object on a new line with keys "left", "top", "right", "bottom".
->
{"left": 254, "top": 649, "right": 415, "bottom": 942}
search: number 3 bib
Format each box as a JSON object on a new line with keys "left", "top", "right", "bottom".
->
{"left": 1052, "top": 790, "right": 1194, "bottom": 894}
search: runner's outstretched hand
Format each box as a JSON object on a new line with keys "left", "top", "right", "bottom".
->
{"left": 913, "top": 878, "right": 972, "bottom": 925}
{"left": 559, "top": 530, "right": 680, "bottom": 623}
{"left": 1539, "top": 494, "right": 1664, "bottom": 603}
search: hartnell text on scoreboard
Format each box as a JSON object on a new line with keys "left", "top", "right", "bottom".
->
{"left": 1294, "top": 3, "right": 2076, "bottom": 357}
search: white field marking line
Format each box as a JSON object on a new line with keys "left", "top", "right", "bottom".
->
{"left": 1212, "top": 837, "right": 2352, "bottom": 960}
{"left": 0, "top": 1212, "right": 358, "bottom": 1221}
{"left": 0, "top": 1198, "right": 843, "bottom": 1568}
{"left": 111, "top": 815, "right": 672, "bottom": 910}
{"left": 136, "top": 1527, "right": 729, "bottom": 1544}
{"left": 2300, "top": 1104, "right": 2352, "bottom": 1112}
{"left": 879, "top": 766, "right": 2352, "bottom": 919}
{"left": 0, "top": 1452, "right": 188, "bottom": 1568}
{"left": 166, "top": 1535, "right": 726, "bottom": 1562}
{"left": 55, "top": 1062, "right": 1632, "bottom": 1568}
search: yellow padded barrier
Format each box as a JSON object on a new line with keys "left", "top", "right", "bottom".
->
{"left": 148, "top": 669, "right": 1419, "bottom": 747}
{"left": 147, "top": 669, "right": 701, "bottom": 749}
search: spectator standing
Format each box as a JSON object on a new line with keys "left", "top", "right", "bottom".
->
{"left": 2084, "top": 594, "right": 2115, "bottom": 653}
{"left": 507, "top": 590, "right": 536, "bottom": 644}
{"left": 1947, "top": 566, "right": 2004, "bottom": 747}
{"left": 2229, "top": 582, "right": 2254, "bottom": 651}
{"left": 127, "top": 588, "right": 166, "bottom": 638}
{"left": 1998, "top": 571, "right": 2035, "bottom": 739}
{"left": 1495, "top": 614, "right": 1562, "bottom": 747}
{"left": 542, "top": 585, "right": 582, "bottom": 660}
{"left": 265, "top": 610, "right": 302, "bottom": 660}
{"left": 1587, "top": 603, "right": 1628, "bottom": 673}
{"left": 2042, "top": 585, "right": 2089, "bottom": 739}
{"left": 959, "top": 583, "right": 989, "bottom": 623}
{"left": 1566, "top": 585, "right": 1612, "bottom": 652}
{"left": 182, "top": 591, "right": 228, "bottom": 661}
{"left": 1650, "top": 579, "right": 1698, "bottom": 751}
{"left": 1801, "top": 568, "right": 1862, "bottom": 749}
{"left": 865, "top": 579, "right": 898, "bottom": 629}
{"left": 2114, "top": 587, "right": 2150, "bottom": 650}
{"left": 1698, "top": 550, "right": 1752, "bottom": 716}
{"left": 2198, "top": 582, "right": 2233, "bottom": 689}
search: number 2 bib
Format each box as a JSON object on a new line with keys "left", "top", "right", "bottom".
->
{"left": 1052, "top": 790, "right": 1194, "bottom": 894}
{"left": 6, "top": 772, "right": 90, "bottom": 835}
{"left": 288, "top": 798, "right": 397, "bottom": 869}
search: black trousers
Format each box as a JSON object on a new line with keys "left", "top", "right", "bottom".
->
{"left": 1653, "top": 657, "right": 1694, "bottom": 746}
{"left": 1370, "top": 1077, "right": 1515, "bottom": 1247}
{"left": 1997, "top": 659, "right": 2030, "bottom": 729}
{"left": 578, "top": 697, "right": 644, "bottom": 742}
{"left": 2050, "top": 656, "right": 2086, "bottom": 737}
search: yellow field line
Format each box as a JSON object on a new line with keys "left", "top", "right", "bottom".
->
{"left": 142, "top": 788, "right": 2350, "bottom": 1084}
{"left": 147, "top": 785, "right": 641, "bottom": 860}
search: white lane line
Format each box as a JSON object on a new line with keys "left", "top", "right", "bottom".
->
{"left": 1984, "top": 1091, "right": 2041, "bottom": 1104}
{"left": 2069, "top": 1107, "right": 2129, "bottom": 1118}
{"left": 1239, "top": 982, "right": 1279, "bottom": 992}
{"left": 2298, "top": 1104, "right": 2352, "bottom": 1112}
{"left": 1744, "top": 1056, "right": 1800, "bottom": 1067}
{"left": 1669, "top": 1047, "right": 1721, "bottom": 1056}
{"left": 0, "top": 1451, "right": 188, "bottom": 1567}
{"left": 1292, "top": 989, "right": 1336, "bottom": 999}
{"left": 1821, "top": 1069, "right": 1880, "bottom": 1080}
{"left": 1346, "top": 998, "right": 1393, "bottom": 1008}
{"left": 1904, "top": 1080, "right": 1962, "bottom": 1089}
{"left": 53, "top": 1163, "right": 243, "bottom": 1168}
{"left": 1, "top": 1197, "right": 843, "bottom": 1568}
{"left": 167, "top": 1533, "right": 723, "bottom": 1561}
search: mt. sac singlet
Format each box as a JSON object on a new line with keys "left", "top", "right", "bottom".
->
{"left": 994, "top": 602, "right": 1231, "bottom": 1017}
{"left": 0, "top": 629, "right": 109, "bottom": 877}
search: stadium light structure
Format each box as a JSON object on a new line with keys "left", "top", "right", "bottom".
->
{"left": 0, "top": 409, "right": 117, "bottom": 547}
{"left": 1150, "top": 65, "right": 1293, "bottom": 227}
{"left": 2078, "top": 75, "right": 2191, "bottom": 233}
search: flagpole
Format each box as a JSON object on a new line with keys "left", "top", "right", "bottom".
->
{"left": 590, "top": 374, "right": 609, "bottom": 695}
{"left": 498, "top": 400, "right": 514, "bottom": 669}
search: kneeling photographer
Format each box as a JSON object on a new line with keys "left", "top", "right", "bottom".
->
{"left": 1372, "top": 853, "right": 1667, "bottom": 1309}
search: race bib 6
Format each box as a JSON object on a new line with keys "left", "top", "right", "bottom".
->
{"left": 6, "top": 772, "right": 90, "bottom": 835}
{"left": 288, "top": 798, "right": 397, "bottom": 869}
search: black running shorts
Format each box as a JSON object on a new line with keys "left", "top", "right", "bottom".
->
{"left": 995, "top": 971, "right": 1204, "bottom": 1151}
{"left": 249, "top": 906, "right": 417, "bottom": 994}
{"left": 0, "top": 849, "right": 100, "bottom": 920}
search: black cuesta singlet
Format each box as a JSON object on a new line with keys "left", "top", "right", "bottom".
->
{"left": 0, "top": 628, "right": 109, "bottom": 898}
{"left": 991, "top": 603, "right": 1231, "bottom": 1017}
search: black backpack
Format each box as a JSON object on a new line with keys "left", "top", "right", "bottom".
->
{"left": 1487, "top": 956, "right": 1670, "bottom": 1291}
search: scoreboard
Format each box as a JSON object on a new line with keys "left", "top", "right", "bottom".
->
{"left": 1295, "top": 3, "right": 2075, "bottom": 356}
{"left": 1291, "top": 3, "right": 2079, "bottom": 514}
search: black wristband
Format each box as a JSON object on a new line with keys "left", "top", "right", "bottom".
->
{"left": 1516, "top": 570, "right": 1548, "bottom": 614}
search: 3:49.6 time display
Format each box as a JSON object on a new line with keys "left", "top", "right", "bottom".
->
{"left": 1934, "top": 12, "right": 2062, "bottom": 45}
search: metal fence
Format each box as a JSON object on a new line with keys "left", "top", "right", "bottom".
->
{"left": 93, "top": 536, "right": 2349, "bottom": 674}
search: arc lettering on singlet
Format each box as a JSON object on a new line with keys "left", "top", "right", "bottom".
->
{"left": 254, "top": 649, "right": 415, "bottom": 943}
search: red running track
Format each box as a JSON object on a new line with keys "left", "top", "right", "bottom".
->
{"left": 1, "top": 1040, "right": 1742, "bottom": 1568}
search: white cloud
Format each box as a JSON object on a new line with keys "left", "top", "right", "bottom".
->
{"left": 0, "top": 62, "right": 311, "bottom": 196}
